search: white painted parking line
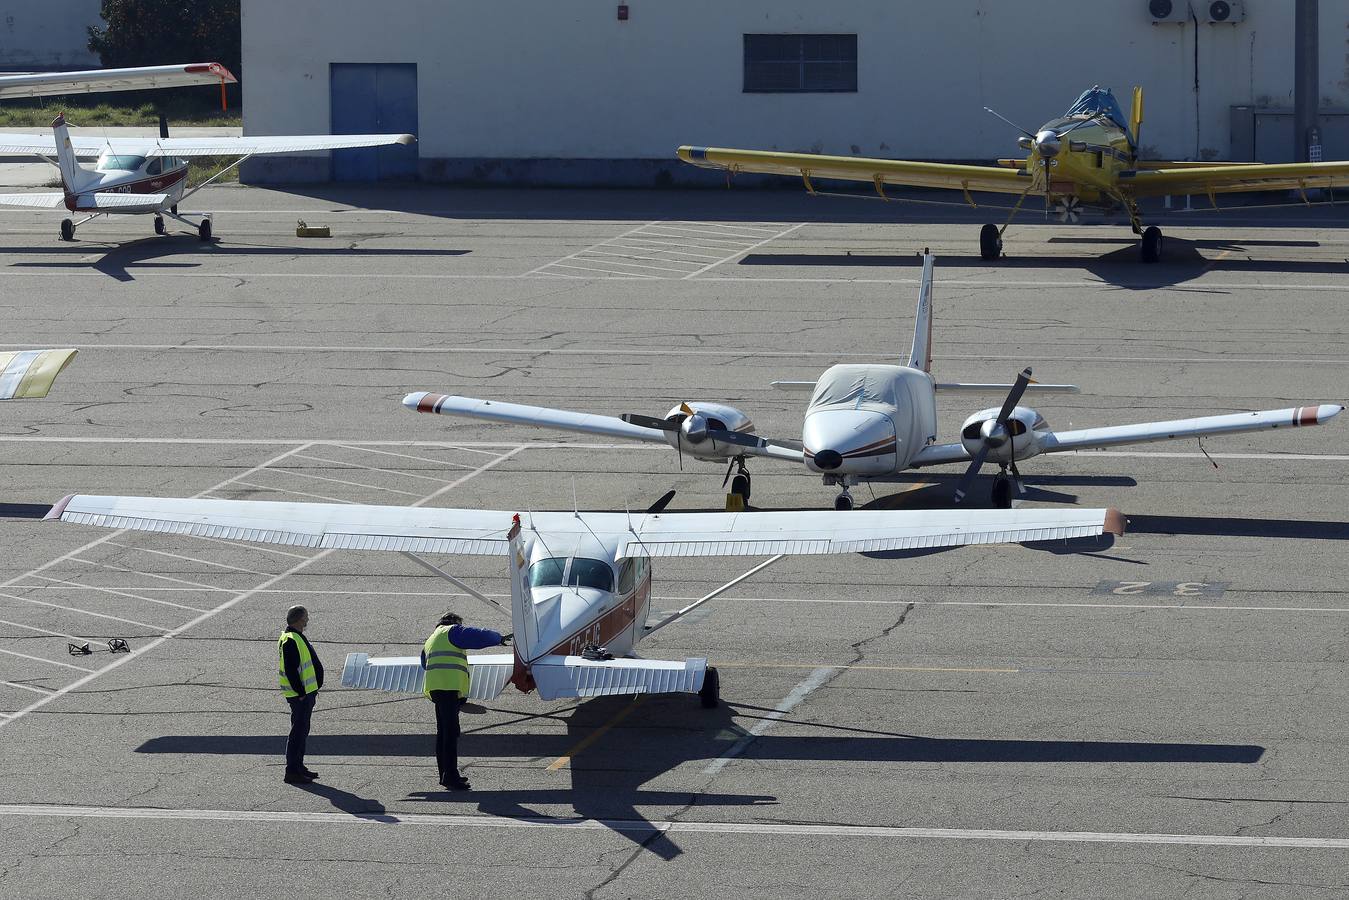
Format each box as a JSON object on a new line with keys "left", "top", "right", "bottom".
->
{"left": 230, "top": 479, "right": 350, "bottom": 504}
{"left": 105, "top": 542, "right": 275, "bottom": 579}
{"left": 703, "top": 665, "right": 838, "bottom": 776}
{"left": 528, "top": 220, "right": 804, "bottom": 279}
{"left": 263, "top": 466, "right": 424, "bottom": 498}
{"left": 522, "top": 220, "right": 662, "bottom": 276}
{"left": 0, "top": 590, "right": 168, "bottom": 632}
{"left": 2, "top": 680, "right": 54, "bottom": 695}
{"left": 32, "top": 571, "right": 209, "bottom": 614}
{"left": 2, "top": 804, "right": 1345, "bottom": 849}
{"left": 683, "top": 222, "right": 806, "bottom": 279}
{"left": 291, "top": 451, "right": 464, "bottom": 484}
{"left": 0, "top": 647, "right": 94, "bottom": 673}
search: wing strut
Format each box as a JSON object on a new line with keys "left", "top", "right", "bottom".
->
{"left": 402, "top": 551, "right": 505, "bottom": 613}
{"left": 641, "top": 554, "right": 783, "bottom": 638}
{"left": 176, "top": 153, "right": 254, "bottom": 204}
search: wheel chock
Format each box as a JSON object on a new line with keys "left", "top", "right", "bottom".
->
{"left": 724, "top": 493, "right": 745, "bottom": 512}
{"left": 296, "top": 220, "right": 331, "bottom": 237}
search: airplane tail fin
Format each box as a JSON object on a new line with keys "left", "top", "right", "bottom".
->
{"left": 1129, "top": 86, "right": 1144, "bottom": 151}
{"left": 507, "top": 514, "right": 540, "bottom": 675}
{"left": 906, "top": 249, "right": 935, "bottom": 372}
{"left": 51, "top": 114, "right": 95, "bottom": 196}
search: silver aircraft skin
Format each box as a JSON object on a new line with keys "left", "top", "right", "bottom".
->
{"left": 404, "top": 252, "right": 1343, "bottom": 510}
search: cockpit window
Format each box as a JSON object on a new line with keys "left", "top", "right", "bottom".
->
{"left": 527, "top": 557, "right": 614, "bottom": 592}
{"left": 564, "top": 558, "right": 613, "bottom": 592}
{"left": 809, "top": 368, "right": 899, "bottom": 410}
{"left": 528, "top": 558, "right": 567, "bottom": 588}
{"left": 96, "top": 154, "right": 146, "bottom": 172}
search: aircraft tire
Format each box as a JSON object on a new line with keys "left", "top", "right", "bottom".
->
{"left": 198, "top": 218, "right": 212, "bottom": 241}
{"left": 1140, "top": 226, "right": 1163, "bottom": 263}
{"left": 153, "top": 215, "right": 166, "bottom": 236}
{"left": 59, "top": 219, "right": 74, "bottom": 242}
{"left": 730, "top": 474, "right": 750, "bottom": 504}
{"left": 979, "top": 223, "right": 1002, "bottom": 261}
{"left": 834, "top": 494, "right": 853, "bottom": 511}
{"left": 992, "top": 476, "right": 1013, "bottom": 509}
{"left": 699, "top": 666, "right": 720, "bottom": 708}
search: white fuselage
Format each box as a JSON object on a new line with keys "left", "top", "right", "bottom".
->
{"left": 802, "top": 364, "right": 938, "bottom": 477}
{"left": 66, "top": 151, "right": 189, "bottom": 212}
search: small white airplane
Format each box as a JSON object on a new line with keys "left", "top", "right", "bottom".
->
{"left": 0, "top": 348, "right": 77, "bottom": 400}
{"left": 46, "top": 493, "right": 1124, "bottom": 706}
{"left": 0, "top": 62, "right": 235, "bottom": 102}
{"left": 406, "top": 252, "right": 1344, "bottom": 510}
{"left": 0, "top": 114, "right": 414, "bottom": 242}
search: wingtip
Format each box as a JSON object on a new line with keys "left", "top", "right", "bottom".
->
{"left": 402, "top": 391, "right": 426, "bottom": 410}
{"left": 1318, "top": 404, "right": 1344, "bottom": 423}
{"left": 403, "top": 392, "right": 446, "bottom": 414}
{"left": 396, "top": 134, "right": 416, "bottom": 145}
{"left": 45, "top": 494, "right": 75, "bottom": 521}
{"left": 1104, "top": 508, "right": 1127, "bottom": 536}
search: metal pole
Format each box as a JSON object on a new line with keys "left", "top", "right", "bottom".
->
{"left": 1293, "top": 0, "right": 1319, "bottom": 163}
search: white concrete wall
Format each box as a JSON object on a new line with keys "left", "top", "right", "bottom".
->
{"left": 241, "top": 0, "right": 1349, "bottom": 175}
{"left": 0, "top": 1, "right": 102, "bottom": 69}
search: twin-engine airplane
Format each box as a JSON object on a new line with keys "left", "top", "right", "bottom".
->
{"left": 407, "top": 252, "right": 1343, "bottom": 510}
{"left": 0, "top": 114, "right": 414, "bottom": 241}
{"left": 46, "top": 494, "right": 1123, "bottom": 705}
{"left": 677, "top": 87, "right": 1349, "bottom": 263}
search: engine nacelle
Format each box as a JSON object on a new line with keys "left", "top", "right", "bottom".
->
{"left": 959, "top": 405, "right": 1046, "bottom": 463}
{"left": 662, "top": 401, "right": 754, "bottom": 461}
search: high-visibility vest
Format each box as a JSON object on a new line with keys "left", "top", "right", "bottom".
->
{"left": 278, "top": 631, "right": 318, "bottom": 698}
{"left": 423, "top": 625, "right": 470, "bottom": 699}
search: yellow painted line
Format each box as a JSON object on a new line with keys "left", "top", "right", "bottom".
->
{"left": 1200, "top": 248, "right": 1232, "bottom": 273}
{"left": 545, "top": 696, "right": 645, "bottom": 771}
{"left": 715, "top": 663, "right": 1019, "bottom": 674}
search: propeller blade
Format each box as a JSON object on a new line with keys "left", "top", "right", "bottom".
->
{"left": 706, "top": 428, "right": 763, "bottom": 449}
{"left": 622, "top": 413, "right": 678, "bottom": 431}
{"left": 645, "top": 489, "right": 676, "bottom": 514}
{"left": 952, "top": 443, "right": 991, "bottom": 504}
{"left": 983, "top": 106, "right": 1036, "bottom": 139}
{"left": 1054, "top": 117, "right": 1094, "bottom": 139}
{"left": 996, "top": 367, "right": 1034, "bottom": 423}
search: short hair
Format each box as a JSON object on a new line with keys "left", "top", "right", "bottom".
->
{"left": 438, "top": 611, "right": 462, "bottom": 626}
{"left": 286, "top": 605, "right": 308, "bottom": 625}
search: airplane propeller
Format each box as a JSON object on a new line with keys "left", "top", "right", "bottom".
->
{"left": 952, "top": 367, "right": 1034, "bottom": 504}
{"left": 984, "top": 107, "right": 1096, "bottom": 218}
{"left": 622, "top": 403, "right": 763, "bottom": 471}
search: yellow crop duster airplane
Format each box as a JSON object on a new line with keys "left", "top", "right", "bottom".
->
{"left": 678, "top": 87, "right": 1349, "bottom": 263}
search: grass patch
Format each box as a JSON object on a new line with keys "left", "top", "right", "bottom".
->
{"left": 0, "top": 100, "right": 239, "bottom": 129}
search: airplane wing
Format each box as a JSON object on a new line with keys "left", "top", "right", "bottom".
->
{"left": 405, "top": 392, "right": 805, "bottom": 463}
{"left": 0, "top": 349, "right": 77, "bottom": 400}
{"left": 0, "top": 133, "right": 415, "bottom": 159}
{"left": 0, "top": 63, "right": 235, "bottom": 101}
{"left": 1120, "top": 160, "right": 1349, "bottom": 197}
{"left": 678, "top": 146, "right": 1028, "bottom": 195}
{"left": 1038, "top": 404, "right": 1344, "bottom": 453}
{"left": 0, "top": 193, "right": 67, "bottom": 209}
{"left": 46, "top": 494, "right": 1123, "bottom": 557}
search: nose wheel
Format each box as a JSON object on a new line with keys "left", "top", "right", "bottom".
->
{"left": 724, "top": 457, "right": 752, "bottom": 505}
{"left": 834, "top": 489, "right": 854, "bottom": 511}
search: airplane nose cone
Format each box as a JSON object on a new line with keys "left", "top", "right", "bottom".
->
{"left": 1035, "top": 130, "right": 1061, "bottom": 158}
{"left": 813, "top": 449, "right": 843, "bottom": 470}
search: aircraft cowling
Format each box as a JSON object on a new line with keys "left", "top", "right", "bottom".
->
{"left": 959, "top": 405, "right": 1047, "bottom": 463}
{"left": 802, "top": 408, "right": 898, "bottom": 476}
{"left": 661, "top": 401, "right": 755, "bottom": 461}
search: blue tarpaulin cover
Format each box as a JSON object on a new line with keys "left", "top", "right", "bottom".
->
{"left": 1064, "top": 87, "right": 1131, "bottom": 137}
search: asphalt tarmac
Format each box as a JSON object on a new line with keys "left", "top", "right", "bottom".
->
{"left": 0, "top": 184, "right": 1345, "bottom": 898}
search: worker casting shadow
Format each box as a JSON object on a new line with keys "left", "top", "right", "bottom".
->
{"left": 293, "top": 779, "right": 393, "bottom": 822}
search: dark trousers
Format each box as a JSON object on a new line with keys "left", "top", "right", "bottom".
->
{"left": 431, "top": 690, "right": 463, "bottom": 781}
{"left": 285, "top": 692, "right": 317, "bottom": 774}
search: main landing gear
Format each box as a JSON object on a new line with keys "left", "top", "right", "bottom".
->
{"left": 979, "top": 223, "right": 1002, "bottom": 261}
{"left": 59, "top": 219, "right": 74, "bottom": 241}
{"left": 154, "top": 215, "right": 166, "bottom": 235}
{"left": 699, "top": 666, "right": 720, "bottom": 708}
{"left": 1140, "top": 225, "right": 1163, "bottom": 263}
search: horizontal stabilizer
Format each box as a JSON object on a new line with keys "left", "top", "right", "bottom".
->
{"left": 74, "top": 192, "right": 170, "bottom": 212}
{"left": 935, "top": 382, "right": 1079, "bottom": 393}
{"left": 529, "top": 654, "right": 707, "bottom": 700}
{"left": 341, "top": 652, "right": 514, "bottom": 701}
{"left": 0, "top": 193, "right": 66, "bottom": 210}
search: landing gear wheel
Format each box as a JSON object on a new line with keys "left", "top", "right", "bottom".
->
{"left": 699, "top": 666, "right": 720, "bottom": 708}
{"left": 991, "top": 476, "right": 1013, "bottom": 509}
{"left": 59, "top": 219, "right": 74, "bottom": 242}
{"left": 154, "top": 215, "right": 166, "bottom": 235}
{"left": 834, "top": 493, "right": 854, "bottom": 511}
{"left": 1140, "top": 225, "right": 1163, "bottom": 263}
{"left": 198, "top": 217, "right": 212, "bottom": 242}
{"left": 979, "top": 223, "right": 1002, "bottom": 261}
{"left": 730, "top": 473, "right": 751, "bottom": 504}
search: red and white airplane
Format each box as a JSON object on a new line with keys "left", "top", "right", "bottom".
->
{"left": 0, "top": 114, "right": 413, "bottom": 242}
{"left": 407, "top": 252, "right": 1344, "bottom": 510}
{"left": 46, "top": 493, "right": 1123, "bottom": 706}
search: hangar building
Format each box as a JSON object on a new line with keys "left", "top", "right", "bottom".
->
{"left": 239, "top": 0, "right": 1349, "bottom": 184}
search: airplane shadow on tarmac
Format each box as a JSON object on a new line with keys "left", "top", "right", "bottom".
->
{"left": 1, "top": 236, "right": 470, "bottom": 282}
{"left": 740, "top": 234, "right": 1344, "bottom": 290}
{"left": 135, "top": 694, "right": 1263, "bottom": 858}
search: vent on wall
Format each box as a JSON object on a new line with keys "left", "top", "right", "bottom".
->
{"left": 1148, "top": 0, "right": 1189, "bottom": 22}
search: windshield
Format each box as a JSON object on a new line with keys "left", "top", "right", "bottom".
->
{"left": 527, "top": 557, "right": 613, "bottom": 592}
{"left": 96, "top": 154, "right": 146, "bottom": 172}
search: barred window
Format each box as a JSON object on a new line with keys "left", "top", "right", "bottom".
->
{"left": 743, "top": 34, "right": 857, "bottom": 93}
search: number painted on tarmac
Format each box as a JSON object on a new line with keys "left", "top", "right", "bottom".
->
{"left": 1093, "top": 580, "right": 1227, "bottom": 598}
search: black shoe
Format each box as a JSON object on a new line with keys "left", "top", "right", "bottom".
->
{"left": 445, "top": 776, "right": 471, "bottom": 791}
{"left": 302, "top": 768, "right": 319, "bottom": 779}
{"left": 283, "top": 771, "right": 314, "bottom": 784}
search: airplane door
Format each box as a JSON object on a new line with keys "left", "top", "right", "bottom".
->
{"left": 330, "top": 63, "right": 419, "bottom": 181}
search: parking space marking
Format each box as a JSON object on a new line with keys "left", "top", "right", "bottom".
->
{"left": 703, "top": 665, "right": 837, "bottom": 776}
{"left": 30, "top": 572, "right": 209, "bottom": 614}
{"left": 0, "top": 647, "right": 94, "bottom": 673}
{"left": 0, "top": 618, "right": 85, "bottom": 641}
{"left": 230, "top": 479, "right": 350, "bottom": 504}
{"left": 528, "top": 220, "right": 803, "bottom": 279}
{"left": 104, "top": 542, "right": 276, "bottom": 579}
{"left": 2, "top": 680, "right": 53, "bottom": 695}
{"left": 0, "top": 591, "right": 169, "bottom": 632}
{"left": 261, "top": 466, "right": 424, "bottom": 498}
{"left": 292, "top": 451, "right": 464, "bottom": 484}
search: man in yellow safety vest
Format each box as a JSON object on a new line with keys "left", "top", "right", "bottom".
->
{"left": 422, "top": 611, "right": 510, "bottom": 789}
{"left": 278, "top": 605, "right": 323, "bottom": 784}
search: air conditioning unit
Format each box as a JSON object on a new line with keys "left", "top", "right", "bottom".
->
{"left": 1203, "top": 0, "right": 1245, "bottom": 23}
{"left": 1148, "top": 0, "right": 1190, "bottom": 23}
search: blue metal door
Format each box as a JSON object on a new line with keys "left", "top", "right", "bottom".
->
{"left": 330, "top": 63, "right": 418, "bottom": 181}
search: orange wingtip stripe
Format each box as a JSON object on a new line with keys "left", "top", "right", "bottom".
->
{"left": 1104, "top": 508, "right": 1127, "bottom": 536}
